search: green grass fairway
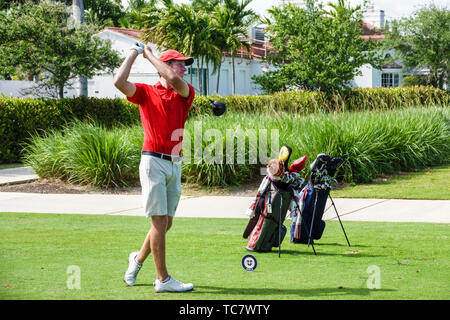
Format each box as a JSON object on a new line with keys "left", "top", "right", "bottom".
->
{"left": 1, "top": 213, "right": 448, "bottom": 300}
{"left": 331, "top": 164, "right": 450, "bottom": 200}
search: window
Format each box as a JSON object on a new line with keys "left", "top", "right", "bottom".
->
{"left": 381, "top": 73, "right": 399, "bottom": 87}
{"left": 253, "top": 27, "right": 265, "bottom": 42}
{"left": 185, "top": 67, "right": 207, "bottom": 95}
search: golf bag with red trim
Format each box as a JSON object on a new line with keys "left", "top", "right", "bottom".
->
{"left": 243, "top": 180, "right": 292, "bottom": 252}
{"left": 243, "top": 152, "right": 307, "bottom": 253}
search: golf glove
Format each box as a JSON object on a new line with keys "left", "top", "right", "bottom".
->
{"left": 131, "top": 42, "right": 145, "bottom": 54}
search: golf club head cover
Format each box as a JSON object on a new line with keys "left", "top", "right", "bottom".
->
{"left": 310, "top": 153, "right": 331, "bottom": 172}
{"left": 267, "top": 159, "right": 284, "bottom": 179}
{"left": 210, "top": 100, "right": 226, "bottom": 116}
{"left": 131, "top": 41, "right": 145, "bottom": 54}
{"left": 326, "top": 157, "right": 344, "bottom": 176}
{"left": 278, "top": 146, "right": 292, "bottom": 171}
{"left": 289, "top": 155, "right": 307, "bottom": 173}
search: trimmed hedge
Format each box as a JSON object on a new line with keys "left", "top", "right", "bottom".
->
{"left": 1, "top": 86, "right": 448, "bottom": 163}
{"left": 192, "top": 86, "right": 449, "bottom": 116}
{"left": 0, "top": 96, "right": 139, "bottom": 163}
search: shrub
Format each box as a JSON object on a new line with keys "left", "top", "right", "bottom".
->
{"left": 23, "top": 106, "right": 449, "bottom": 188}
{"left": 23, "top": 121, "right": 142, "bottom": 188}
{"left": 0, "top": 96, "right": 139, "bottom": 163}
{"left": 181, "top": 106, "right": 450, "bottom": 186}
{"left": 188, "top": 86, "right": 449, "bottom": 116}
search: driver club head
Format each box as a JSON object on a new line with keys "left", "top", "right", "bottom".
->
{"left": 208, "top": 99, "right": 226, "bottom": 116}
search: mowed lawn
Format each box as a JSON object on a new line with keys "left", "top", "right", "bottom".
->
{"left": 331, "top": 164, "right": 450, "bottom": 200}
{"left": 0, "top": 213, "right": 448, "bottom": 300}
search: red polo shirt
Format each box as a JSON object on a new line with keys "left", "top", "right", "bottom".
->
{"left": 127, "top": 82, "right": 195, "bottom": 156}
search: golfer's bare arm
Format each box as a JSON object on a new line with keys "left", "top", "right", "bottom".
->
{"left": 114, "top": 46, "right": 189, "bottom": 98}
{"left": 143, "top": 46, "right": 190, "bottom": 98}
{"left": 114, "top": 50, "right": 138, "bottom": 98}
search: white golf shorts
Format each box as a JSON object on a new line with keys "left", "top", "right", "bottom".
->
{"left": 139, "top": 154, "right": 182, "bottom": 218}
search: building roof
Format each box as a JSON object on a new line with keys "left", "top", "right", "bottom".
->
{"left": 104, "top": 27, "right": 143, "bottom": 40}
{"left": 360, "top": 22, "right": 385, "bottom": 41}
{"left": 381, "top": 62, "right": 403, "bottom": 69}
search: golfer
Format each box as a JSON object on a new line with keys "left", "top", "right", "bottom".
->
{"left": 114, "top": 42, "right": 195, "bottom": 293}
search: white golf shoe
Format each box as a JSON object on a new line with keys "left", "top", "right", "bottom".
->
{"left": 123, "top": 251, "right": 142, "bottom": 286}
{"left": 154, "top": 275, "right": 194, "bottom": 293}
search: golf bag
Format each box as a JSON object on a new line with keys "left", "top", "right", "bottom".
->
{"left": 290, "top": 183, "right": 328, "bottom": 244}
{"left": 290, "top": 154, "right": 347, "bottom": 249}
{"left": 243, "top": 148, "right": 307, "bottom": 254}
{"left": 243, "top": 180, "right": 292, "bottom": 252}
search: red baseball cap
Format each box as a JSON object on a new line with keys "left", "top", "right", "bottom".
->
{"left": 159, "top": 49, "right": 194, "bottom": 66}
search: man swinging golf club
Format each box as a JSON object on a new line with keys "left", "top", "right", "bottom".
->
{"left": 114, "top": 42, "right": 194, "bottom": 292}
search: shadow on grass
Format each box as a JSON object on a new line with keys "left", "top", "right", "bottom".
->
{"left": 264, "top": 248, "right": 384, "bottom": 258}
{"left": 132, "top": 284, "right": 396, "bottom": 297}
{"left": 192, "top": 285, "right": 396, "bottom": 297}
{"left": 315, "top": 242, "right": 370, "bottom": 247}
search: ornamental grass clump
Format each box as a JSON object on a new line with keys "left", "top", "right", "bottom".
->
{"left": 181, "top": 106, "right": 449, "bottom": 185}
{"left": 24, "top": 120, "right": 142, "bottom": 188}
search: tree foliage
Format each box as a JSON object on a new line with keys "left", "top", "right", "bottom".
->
{"left": 210, "top": 0, "right": 258, "bottom": 94}
{"left": 0, "top": 0, "right": 37, "bottom": 10}
{"left": 252, "top": 0, "right": 381, "bottom": 93}
{"left": 384, "top": 5, "right": 449, "bottom": 89}
{"left": 83, "top": 0, "right": 125, "bottom": 27}
{"left": 0, "top": 0, "right": 122, "bottom": 98}
{"left": 138, "top": 0, "right": 257, "bottom": 95}
{"left": 120, "top": 0, "right": 160, "bottom": 29}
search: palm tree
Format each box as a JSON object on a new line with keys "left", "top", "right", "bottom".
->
{"left": 139, "top": 0, "right": 257, "bottom": 95}
{"left": 191, "top": 0, "right": 221, "bottom": 11}
{"left": 122, "top": 0, "right": 160, "bottom": 30}
{"left": 214, "top": 0, "right": 258, "bottom": 95}
{"left": 141, "top": 0, "right": 222, "bottom": 95}
{"left": 326, "top": 0, "right": 361, "bottom": 21}
{"left": 210, "top": 6, "right": 231, "bottom": 94}
{"left": 72, "top": 0, "right": 88, "bottom": 97}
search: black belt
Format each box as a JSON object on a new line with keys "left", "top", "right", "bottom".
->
{"left": 142, "top": 150, "right": 174, "bottom": 161}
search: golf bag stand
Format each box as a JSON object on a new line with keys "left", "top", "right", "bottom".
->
{"left": 328, "top": 194, "right": 351, "bottom": 247}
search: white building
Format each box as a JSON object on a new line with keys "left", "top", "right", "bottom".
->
{"left": 279, "top": 0, "right": 307, "bottom": 7}
{"left": 353, "top": 6, "right": 404, "bottom": 89}
{"left": 363, "top": 3, "right": 385, "bottom": 29}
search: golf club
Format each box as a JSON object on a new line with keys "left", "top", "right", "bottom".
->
{"left": 208, "top": 98, "right": 226, "bottom": 116}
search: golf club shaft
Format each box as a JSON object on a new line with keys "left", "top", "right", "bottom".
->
{"left": 278, "top": 195, "right": 282, "bottom": 258}
{"left": 308, "top": 190, "right": 319, "bottom": 248}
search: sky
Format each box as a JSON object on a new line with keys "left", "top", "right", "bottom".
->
{"left": 122, "top": 0, "right": 450, "bottom": 21}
